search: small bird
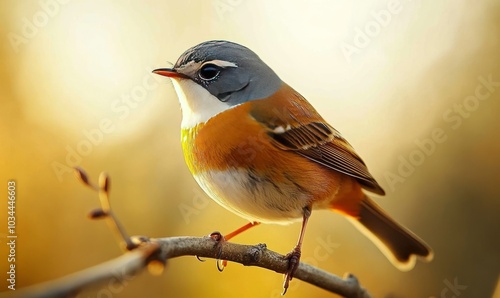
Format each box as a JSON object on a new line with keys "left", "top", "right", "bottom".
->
{"left": 153, "top": 40, "right": 433, "bottom": 293}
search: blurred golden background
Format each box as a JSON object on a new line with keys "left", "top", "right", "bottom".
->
{"left": 1, "top": 0, "right": 499, "bottom": 297}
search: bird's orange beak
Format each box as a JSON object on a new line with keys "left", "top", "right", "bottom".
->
{"left": 152, "top": 68, "right": 189, "bottom": 79}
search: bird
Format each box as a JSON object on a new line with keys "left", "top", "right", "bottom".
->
{"left": 153, "top": 40, "right": 433, "bottom": 293}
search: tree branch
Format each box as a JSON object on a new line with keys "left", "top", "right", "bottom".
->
{"left": 154, "top": 236, "right": 371, "bottom": 297}
{"left": 6, "top": 241, "right": 162, "bottom": 298}
{"left": 4, "top": 169, "right": 372, "bottom": 298}
{"left": 9, "top": 236, "right": 371, "bottom": 298}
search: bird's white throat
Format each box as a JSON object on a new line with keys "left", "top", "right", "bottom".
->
{"left": 171, "top": 79, "right": 231, "bottom": 129}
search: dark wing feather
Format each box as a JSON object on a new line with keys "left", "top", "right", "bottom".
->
{"left": 269, "top": 122, "right": 385, "bottom": 195}
{"left": 271, "top": 122, "right": 333, "bottom": 150}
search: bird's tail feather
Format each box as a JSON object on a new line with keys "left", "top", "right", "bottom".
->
{"left": 347, "top": 196, "right": 433, "bottom": 271}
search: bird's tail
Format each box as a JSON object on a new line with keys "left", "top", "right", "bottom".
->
{"left": 348, "top": 196, "right": 433, "bottom": 271}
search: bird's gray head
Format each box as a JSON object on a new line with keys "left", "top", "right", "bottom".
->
{"left": 173, "top": 40, "right": 282, "bottom": 103}
{"left": 153, "top": 40, "right": 283, "bottom": 128}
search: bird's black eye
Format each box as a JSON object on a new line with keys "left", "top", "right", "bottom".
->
{"left": 199, "top": 64, "right": 221, "bottom": 81}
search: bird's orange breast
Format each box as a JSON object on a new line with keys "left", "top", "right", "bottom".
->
{"left": 181, "top": 95, "right": 365, "bottom": 219}
{"left": 183, "top": 103, "right": 285, "bottom": 174}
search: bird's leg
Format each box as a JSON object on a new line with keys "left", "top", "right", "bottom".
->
{"left": 282, "top": 205, "right": 312, "bottom": 295}
{"left": 209, "top": 221, "right": 261, "bottom": 270}
{"left": 224, "top": 221, "right": 261, "bottom": 241}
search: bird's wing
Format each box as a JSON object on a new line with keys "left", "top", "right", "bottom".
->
{"left": 249, "top": 84, "right": 385, "bottom": 195}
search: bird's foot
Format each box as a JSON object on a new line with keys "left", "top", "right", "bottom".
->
{"left": 209, "top": 231, "right": 228, "bottom": 271}
{"left": 282, "top": 245, "right": 301, "bottom": 295}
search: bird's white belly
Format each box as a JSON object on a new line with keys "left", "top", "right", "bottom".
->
{"left": 194, "top": 168, "right": 310, "bottom": 224}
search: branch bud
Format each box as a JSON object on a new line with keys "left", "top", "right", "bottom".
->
{"left": 74, "top": 167, "right": 90, "bottom": 186}
{"left": 88, "top": 208, "right": 108, "bottom": 219}
{"left": 147, "top": 260, "right": 165, "bottom": 276}
{"left": 98, "top": 172, "right": 110, "bottom": 192}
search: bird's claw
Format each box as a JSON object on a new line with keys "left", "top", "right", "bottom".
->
{"left": 282, "top": 246, "right": 301, "bottom": 295}
{"left": 210, "top": 231, "right": 228, "bottom": 271}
